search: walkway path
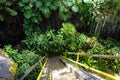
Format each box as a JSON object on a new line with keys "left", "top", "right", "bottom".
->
{"left": 48, "top": 56, "right": 77, "bottom": 80}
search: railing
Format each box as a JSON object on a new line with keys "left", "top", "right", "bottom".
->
{"left": 17, "top": 56, "right": 48, "bottom": 80}
{"left": 61, "top": 51, "right": 120, "bottom": 80}
{"left": 37, "top": 56, "right": 48, "bottom": 80}
{"left": 66, "top": 51, "right": 120, "bottom": 60}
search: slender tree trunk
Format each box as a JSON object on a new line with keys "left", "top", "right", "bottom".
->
{"left": 94, "top": 21, "right": 100, "bottom": 36}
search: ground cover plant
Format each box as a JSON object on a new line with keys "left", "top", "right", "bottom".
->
{"left": 2, "top": 22, "right": 120, "bottom": 79}
{"left": 4, "top": 45, "right": 42, "bottom": 79}
{"left": 23, "top": 23, "right": 120, "bottom": 75}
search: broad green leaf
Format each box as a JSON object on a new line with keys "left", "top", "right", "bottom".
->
{"left": 5, "top": 7, "right": 17, "bottom": 16}
{"left": 24, "top": 10, "right": 32, "bottom": 19}
{"left": 31, "top": 0, "right": 37, "bottom": 3}
{"left": 45, "top": 1, "right": 51, "bottom": 7}
{"left": 50, "top": 5, "right": 58, "bottom": 10}
{"left": 0, "top": 14, "right": 4, "bottom": 21}
{"left": 32, "top": 17, "right": 38, "bottom": 23}
{"left": 59, "top": 12, "right": 72, "bottom": 21}
{"left": 71, "top": 5, "right": 79, "bottom": 13}
{"left": 22, "top": 0, "right": 29, "bottom": 3}
{"left": 42, "top": 8, "right": 51, "bottom": 18}
{"left": 72, "top": 0, "right": 76, "bottom": 4}
{"left": 65, "top": 1, "right": 73, "bottom": 7}
{"left": 35, "top": 1, "right": 42, "bottom": 8}
{"left": 5, "top": 1, "right": 12, "bottom": 6}
{"left": 18, "top": 2, "right": 25, "bottom": 7}
{"left": 24, "top": 6, "right": 31, "bottom": 10}
{"left": 59, "top": 5, "right": 66, "bottom": 12}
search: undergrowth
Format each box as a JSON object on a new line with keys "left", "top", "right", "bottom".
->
{"left": 3, "top": 23, "right": 120, "bottom": 79}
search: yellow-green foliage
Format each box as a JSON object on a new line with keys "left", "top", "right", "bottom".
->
{"left": 59, "top": 23, "right": 77, "bottom": 38}
{"left": 8, "top": 63, "right": 18, "bottom": 80}
{"left": 0, "top": 49, "right": 9, "bottom": 58}
{"left": 4, "top": 45, "right": 41, "bottom": 77}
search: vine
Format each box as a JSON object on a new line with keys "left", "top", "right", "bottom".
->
{"left": 18, "top": 0, "right": 95, "bottom": 36}
{"left": 18, "top": 0, "right": 59, "bottom": 36}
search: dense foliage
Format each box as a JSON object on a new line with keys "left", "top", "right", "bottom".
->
{"left": 0, "top": 0, "right": 120, "bottom": 79}
{"left": 22, "top": 22, "right": 120, "bottom": 74}
{"left": 80, "top": 37, "right": 120, "bottom": 73}
{"left": 1, "top": 0, "right": 120, "bottom": 37}
{"left": 0, "top": 0, "right": 17, "bottom": 21}
{"left": 23, "top": 23, "right": 87, "bottom": 54}
{"left": 4, "top": 45, "right": 41, "bottom": 77}
{"left": 17, "top": 0, "right": 120, "bottom": 39}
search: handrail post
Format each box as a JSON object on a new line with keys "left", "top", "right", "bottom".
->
{"left": 65, "top": 53, "right": 67, "bottom": 58}
{"left": 40, "top": 62, "right": 43, "bottom": 68}
{"left": 76, "top": 54, "right": 80, "bottom": 69}
{"left": 37, "top": 57, "right": 48, "bottom": 80}
{"left": 62, "top": 52, "right": 119, "bottom": 80}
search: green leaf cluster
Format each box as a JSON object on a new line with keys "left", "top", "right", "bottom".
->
{"left": 18, "top": 0, "right": 95, "bottom": 36}
{"left": 0, "top": 0, "right": 17, "bottom": 21}
{"left": 67, "top": 35, "right": 120, "bottom": 74}
{"left": 18, "top": 0, "right": 59, "bottom": 36}
{"left": 18, "top": 0, "right": 120, "bottom": 38}
{"left": 4, "top": 45, "right": 41, "bottom": 76}
{"left": 23, "top": 23, "right": 89, "bottom": 55}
